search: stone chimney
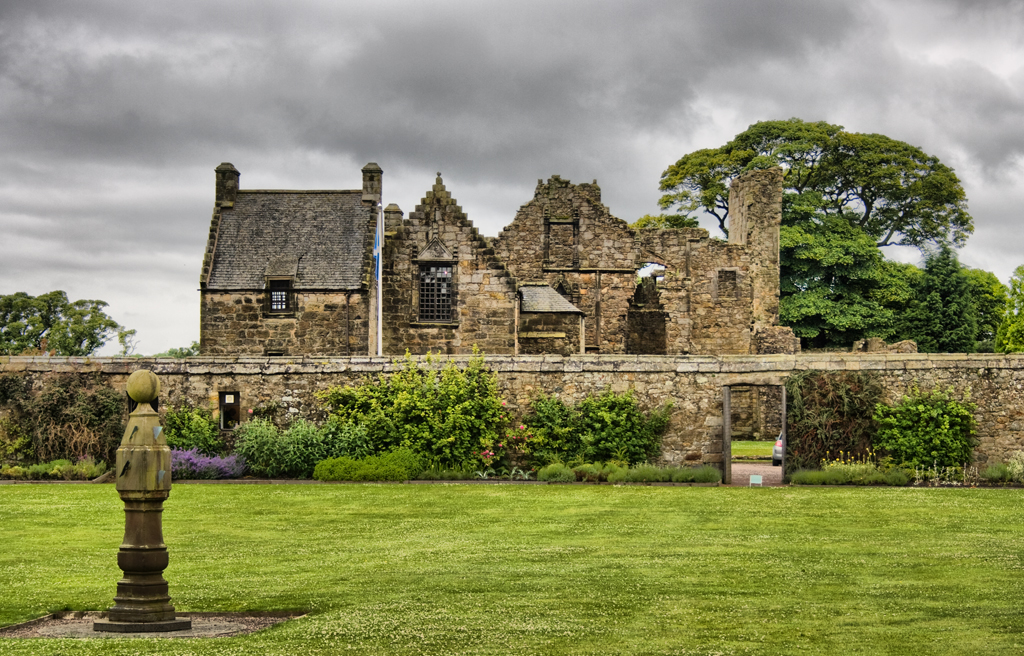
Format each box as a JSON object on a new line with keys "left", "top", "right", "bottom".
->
{"left": 214, "top": 163, "right": 240, "bottom": 207}
{"left": 362, "top": 162, "right": 382, "bottom": 207}
{"left": 384, "top": 203, "right": 404, "bottom": 231}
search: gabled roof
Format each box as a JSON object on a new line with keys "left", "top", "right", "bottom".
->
{"left": 206, "top": 190, "right": 370, "bottom": 290}
{"left": 519, "top": 284, "right": 583, "bottom": 314}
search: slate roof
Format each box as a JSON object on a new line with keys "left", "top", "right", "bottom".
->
{"left": 207, "top": 190, "right": 370, "bottom": 290}
{"left": 519, "top": 285, "right": 583, "bottom": 313}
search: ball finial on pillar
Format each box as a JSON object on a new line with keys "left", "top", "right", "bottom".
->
{"left": 126, "top": 370, "right": 160, "bottom": 404}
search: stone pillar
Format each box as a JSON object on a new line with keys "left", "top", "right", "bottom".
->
{"left": 728, "top": 167, "right": 784, "bottom": 340}
{"left": 94, "top": 370, "right": 191, "bottom": 633}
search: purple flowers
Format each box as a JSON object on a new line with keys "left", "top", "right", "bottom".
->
{"left": 170, "top": 448, "right": 246, "bottom": 480}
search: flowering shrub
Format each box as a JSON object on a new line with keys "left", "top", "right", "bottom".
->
{"left": 1005, "top": 451, "right": 1024, "bottom": 483}
{"left": 170, "top": 448, "right": 245, "bottom": 480}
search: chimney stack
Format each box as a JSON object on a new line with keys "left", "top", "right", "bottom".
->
{"left": 214, "top": 163, "right": 240, "bottom": 207}
{"left": 362, "top": 162, "right": 382, "bottom": 207}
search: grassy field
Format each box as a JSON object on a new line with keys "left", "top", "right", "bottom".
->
{"left": 731, "top": 440, "right": 773, "bottom": 458}
{"left": 1, "top": 484, "right": 1022, "bottom": 655}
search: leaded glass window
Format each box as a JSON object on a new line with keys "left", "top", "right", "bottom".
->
{"left": 419, "top": 265, "right": 453, "bottom": 322}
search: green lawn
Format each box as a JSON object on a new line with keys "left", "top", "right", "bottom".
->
{"left": 732, "top": 440, "right": 773, "bottom": 458}
{"left": 1, "top": 484, "right": 1022, "bottom": 655}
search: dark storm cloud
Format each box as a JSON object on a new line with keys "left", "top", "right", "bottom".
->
{"left": 0, "top": 0, "right": 864, "bottom": 177}
{"left": 1, "top": 0, "right": 1022, "bottom": 353}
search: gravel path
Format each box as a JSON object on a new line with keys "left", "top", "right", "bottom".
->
{"left": 0, "top": 612, "right": 299, "bottom": 639}
{"left": 729, "top": 461, "right": 784, "bottom": 486}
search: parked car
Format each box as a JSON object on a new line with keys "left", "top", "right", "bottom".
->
{"left": 772, "top": 433, "right": 785, "bottom": 466}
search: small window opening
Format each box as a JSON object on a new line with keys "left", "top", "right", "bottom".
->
{"left": 220, "top": 392, "right": 241, "bottom": 430}
{"left": 419, "top": 265, "right": 453, "bottom": 322}
{"left": 718, "top": 269, "right": 738, "bottom": 300}
{"left": 266, "top": 279, "right": 293, "bottom": 314}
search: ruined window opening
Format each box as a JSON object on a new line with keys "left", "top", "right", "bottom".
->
{"left": 219, "top": 392, "right": 240, "bottom": 430}
{"left": 418, "top": 264, "right": 454, "bottom": 322}
{"left": 637, "top": 262, "right": 666, "bottom": 282}
{"left": 717, "top": 269, "right": 738, "bottom": 300}
{"left": 266, "top": 278, "right": 294, "bottom": 314}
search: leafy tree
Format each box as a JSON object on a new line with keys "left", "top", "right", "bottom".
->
{"left": 0, "top": 291, "right": 129, "bottom": 356}
{"left": 631, "top": 213, "right": 700, "bottom": 229}
{"left": 899, "top": 246, "right": 978, "bottom": 353}
{"left": 962, "top": 268, "right": 1008, "bottom": 352}
{"left": 659, "top": 118, "right": 973, "bottom": 248}
{"left": 996, "top": 265, "right": 1024, "bottom": 353}
{"left": 778, "top": 191, "right": 917, "bottom": 348}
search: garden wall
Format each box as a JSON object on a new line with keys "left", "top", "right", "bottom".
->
{"left": 3, "top": 353, "right": 1023, "bottom": 470}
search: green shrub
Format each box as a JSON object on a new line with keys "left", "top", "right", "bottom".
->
{"left": 2, "top": 457, "right": 106, "bottom": 481}
{"left": 690, "top": 465, "right": 722, "bottom": 483}
{"left": 884, "top": 468, "right": 910, "bottom": 486}
{"left": 668, "top": 465, "right": 721, "bottom": 484}
{"left": 524, "top": 391, "right": 672, "bottom": 466}
{"left": 313, "top": 448, "right": 424, "bottom": 482}
{"left": 602, "top": 462, "right": 626, "bottom": 480}
{"left": 415, "top": 467, "right": 476, "bottom": 481}
{"left": 572, "top": 463, "right": 604, "bottom": 482}
{"left": 624, "top": 464, "right": 670, "bottom": 483}
{"left": 317, "top": 351, "right": 505, "bottom": 469}
{"left": 537, "top": 463, "right": 576, "bottom": 482}
{"left": 232, "top": 418, "right": 284, "bottom": 477}
{"left": 234, "top": 418, "right": 373, "bottom": 479}
{"left": 163, "top": 404, "right": 222, "bottom": 455}
{"left": 873, "top": 386, "right": 978, "bottom": 468}
{"left": 0, "top": 416, "right": 32, "bottom": 462}
{"left": 784, "top": 370, "right": 884, "bottom": 474}
{"left": 1006, "top": 451, "right": 1024, "bottom": 483}
{"left": 606, "top": 468, "right": 628, "bottom": 483}
{"left": 981, "top": 463, "right": 1012, "bottom": 483}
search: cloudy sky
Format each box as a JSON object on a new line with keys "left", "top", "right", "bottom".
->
{"left": 2, "top": 0, "right": 1023, "bottom": 355}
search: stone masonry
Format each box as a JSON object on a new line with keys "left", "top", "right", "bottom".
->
{"left": 5, "top": 352, "right": 1023, "bottom": 474}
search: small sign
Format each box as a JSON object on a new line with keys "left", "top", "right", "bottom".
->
{"left": 749, "top": 474, "right": 763, "bottom": 487}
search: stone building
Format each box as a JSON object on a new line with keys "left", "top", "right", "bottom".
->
{"left": 199, "top": 162, "right": 796, "bottom": 358}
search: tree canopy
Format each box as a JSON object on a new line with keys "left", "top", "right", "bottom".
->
{"left": 0, "top": 291, "right": 129, "bottom": 356}
{"left": 996, "top": 265, "right": 1024, "bottom": 353}
{"left": 659, "top": 118, "right": 973, "bottom": 249}
{"left": 896, "top": 246, "right": 979, "bottom": 353}
{"left": 630, "top": 213, "right": 700, "bottom": 230}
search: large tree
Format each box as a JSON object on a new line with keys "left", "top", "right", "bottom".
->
{"left": 778, "top": 191, "right": 917, "bottom": 348}
{"left": 996, "top": 265, "right": 1024, "bottom": 353}
{"left": 659, "top": 118, "right": 973, "bottom": 248}
{"left": 963, "top": 268, "right": 1009, "bottom": 352}
{"left": 897, "top": 246, "right": 979, "bottom": 353}
{"left": 0, "top": 291, "right": 129, "bottom": 356}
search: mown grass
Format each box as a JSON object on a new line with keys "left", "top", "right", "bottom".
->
{"left": 732, "top": 440, "right": 773, "bottom": 458}
{"left": 1, "top": 484, "right": 1022, "bottom": 655}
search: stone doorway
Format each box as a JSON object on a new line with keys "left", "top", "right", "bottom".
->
{"left": 721, "top": 383, "right": 787, "bottom": 484}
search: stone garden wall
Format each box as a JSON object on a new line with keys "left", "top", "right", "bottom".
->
{"left": 3, "top": 353, "right": 1022, "bottom": 470}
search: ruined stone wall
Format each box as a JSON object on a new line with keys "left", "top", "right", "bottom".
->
{"left": 381, "top": 176, "right": 517, "bottom": 355}
{"left": 199, "top": 291, "right": 369, "bottom": 356}
{"left": 6, "top": 352, "right": 1023, "bottom": 472}
{"left": 492, "top": 176, "right": 636, "bottom": 353}
{"left": 727, "top": 168, "right": 784, "bottom": 331}
{"left": 518, "top": 313, "right": 582, "bottom": 356}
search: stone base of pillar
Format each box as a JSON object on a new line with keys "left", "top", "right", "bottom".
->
{"left": 93, "top": 617, "right": 192, "bottom": 633}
